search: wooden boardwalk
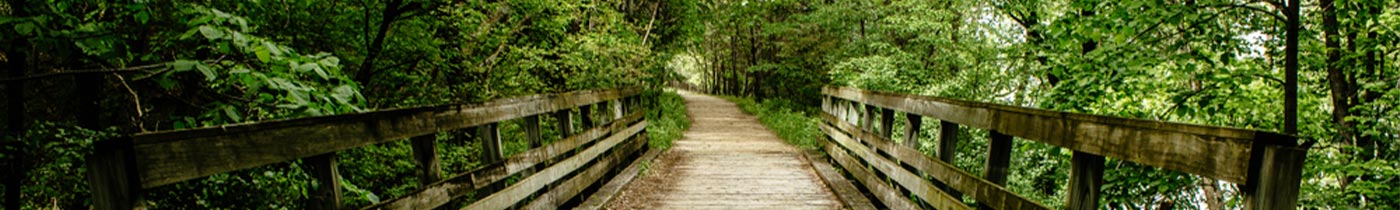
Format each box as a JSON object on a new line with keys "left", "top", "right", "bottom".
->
{"left": 605, "top": 92, "right": 842, "bottom": 209}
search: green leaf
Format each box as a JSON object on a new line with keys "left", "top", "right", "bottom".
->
{"left": 254, "top": 47, "right": 272, "bottom": 62}
{"left": 296, "top": 62, "right": 317, "bottom": 72}
{"left": 196, "top": 63, "right": 217, "bottom": 81}
{"left": 171, "top": 60, "right": 199, "bottom": 72}
{"left": 199, "top": 25, "right": 224, "bottom": 39}
{"left": 15, "top": 22, "right": 34, "bottom": 36}
{"left": 223, "top": 106, "right": 243, "bottom": 122}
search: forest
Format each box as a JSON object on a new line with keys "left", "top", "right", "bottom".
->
{"left": 1, "top": 0, "right": 1396, "bottom": 209}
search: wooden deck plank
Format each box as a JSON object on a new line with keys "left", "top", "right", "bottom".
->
{"left": 603, "top": 92, "right": 843, "bottom": 209}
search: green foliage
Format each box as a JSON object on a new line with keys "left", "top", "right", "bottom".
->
{"left": 722, "top": 96, "right": 820, "bottom": 150}
{"left": 161, "top": 5, "right": 364, "bottom": 127}
{"left": 0, "top": 123, "right": 117, "bottom": 209}
{"left": 644, "top": 90, "right": 690, "bottom": 150}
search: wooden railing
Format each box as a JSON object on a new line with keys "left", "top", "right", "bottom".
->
{"left": 88, "top": 87, "right": 653, "bottom": 210}
{"left": 817, "top": 86, "right": 1308, "bottom": 210}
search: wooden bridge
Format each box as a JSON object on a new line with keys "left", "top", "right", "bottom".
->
{"left": 87, "top": 86, "right": 1308, "bottom": 209}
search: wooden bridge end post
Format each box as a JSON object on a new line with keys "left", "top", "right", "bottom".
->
{"left": 306, "top": 153, "right": 343, "bottom": 210}
{"left": 936, "top": 120, "right": 963, "bottom": 199}
{"left": 1066, "top": 151, "right": 1105, "bottom": 210}
{"left": 88, "top": 137, "right": 144, "bottom": 210}
{"left": 410, "top": 135, "right": 442, "bottom": 184}
{"left": 1243, "top": 144, "right": 1308, "bottom": 210}
{"left": 979, "top": 131, "right": 1013, "bottom": 210}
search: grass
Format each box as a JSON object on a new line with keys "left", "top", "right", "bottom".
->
{"left": 645, "top": 89, "right": 691, "bottom": 150}
{"left": 718, "top": 96, "right": 822, "bottom": 150}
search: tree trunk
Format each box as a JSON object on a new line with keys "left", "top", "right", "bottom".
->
{"left": 4, "top": 1, "right": 30, "bottom": 209}
{"left": 355, "top": 0, "right": 407, "bottom": 88}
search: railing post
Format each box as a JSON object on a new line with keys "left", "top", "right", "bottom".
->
{"left": 879, "top": 108, "right": 895, "bottom": 139}
{"left": 479, "top": 123, "right": 503, "bottom": 164}
{"left": 980, "top": 130, "right": 1013, "bottom": 210}
{"left": 845, "top": 101, "right": 859, "bottom": 126}
{"left": 580, "top": 104, "right": 595, "bottom": 129}
{"left": 937, "top": 120, "right": 963, "bottom": 199}
{"left": 612, "top": 99, "right": 625, "bottom": 120}
{"left": 862, "top": 104, "right": 877, "bottom": 133}
{"left": 88, "top": 137, "right": 144, "bottom": 210}
{"left": 1243, "top": 144, "right": 1307, "bottom": 209}
{"left": 554, "top": 110, "right": 574, "bottom": 137}
{"left": 902, "top": 114, "right": 921, "bottom": 148}
{"left": 525, "top": 115, "right": 543, "bottom": 147}
{"left": 1066, "top": 151, "right": 1105, "bottom": 210}
{"left": 306, "top": 153, "right": 342, "bottom": 210}
{"left": 410, "top": 135, "right": 441, "bottom": 184}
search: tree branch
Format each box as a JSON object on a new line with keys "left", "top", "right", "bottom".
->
{"left": 0, "top": 63, "right": 166, "bottom": 82}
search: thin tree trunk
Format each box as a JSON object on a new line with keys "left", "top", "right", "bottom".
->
{"left": 641, "top": 3, "right": 660, "bottom": 46}
{"left": 355, "top": 0, "right": 407, "bottom": 87}
{"left": 4, "top": 1, "right": 30, "bottom": 208}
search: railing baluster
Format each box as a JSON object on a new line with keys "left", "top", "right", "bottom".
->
{"left": 580, "top": 104, "right": 595, "bottom": 129}
{"left": 1066, "top": 151, "right": 1105, "bottom": 210}
{"left": 846, "top": 100, "right": 859, "bottom": 126}
{"left": 937, "top": 120, "right": 963, "bottom": 200}
{"left": 612, "top": 99, "right": 625, "bottom": 120}
{"left": 88, "top": 138, "right": 143, "bottom": 209}
{"left": 526, "top": 115, "right": 543, "bottom": 147}
{"left": 479, "top": 123, "right": 503, "bottom": 164}
{"left": 306, "top": 153, "right": 342, "bottom": 210}
{"left": 410, "top": 135, "right": 441, "bottom": 184}
{"left": 862, "top": 104, "right": 877, "bottom": 133}
{"left": 902, "top": 114, "right": 921, "bottom": 148}
{"left": 980, "top": 130, "right": 1013, "bottom": 210}
{"left": 523, "top": 115, "right": 544, "bottom": 176}
{"left": 880, "top": 108, "right": 895, "bottom": 139}
{"left": 555, "top": 110, "right": 574, "bottom": 137}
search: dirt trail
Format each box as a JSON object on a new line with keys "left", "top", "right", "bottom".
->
{"left": 604, "top": 92, "right": 841, "bottom": 210}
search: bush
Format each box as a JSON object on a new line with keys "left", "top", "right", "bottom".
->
{"left": 645, "top": 90, "right": 690, "bottom": 150}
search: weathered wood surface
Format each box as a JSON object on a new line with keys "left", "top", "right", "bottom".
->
{"left": 410, "top": 135, "right": 441, "bottom": 184}
{"left": 127, "top": 87, "right": 640, "bottom": 188}
{"left": 821, "top": 122, "right": 970, "bottom": 210}
{"left": 825, "top": 143, "right": 919, "bottom": 210}
{"left": 1066, "top": 151, "right": 1105, "bottom": 210}
{"left": 824, "top": 86, "right": 1294, "bottom": 184}
{"left": 464, "top": 121, "right": 647, "bottom": 210}
{"left": 576, "top": 145, "right": 664, "bottom": 210}
{"left": 306, "top": 153, "right": 342, "bottom": 210}
{"left": 365, "top": 113, "right": 643, "bottom": 210}
{"left": 819, "top": 113, "right": 1051, "bottom": 210}
{"left": 1243, "top": 144, "right": 1308, "bottom": 209}
{"left": 522, "top": 135, "right": 647, "bottom": 209}
{"left": 606, "top": 92, "right": 842, "bottom": 209}
{"left": 87, "top": 138, "right": 142, "bottom": 210}
{"left": 803, "top": 151, "right": 877, "bottom": 210}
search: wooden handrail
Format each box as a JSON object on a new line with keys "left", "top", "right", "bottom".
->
{"left": 819, "top": 86, "right": 1308, "bottom": 210}
{"left": 89, "top": 87, "right": 650, "bottom": 210}
{"left": 823, "top": 86, "right": 1292, "bottom": 183}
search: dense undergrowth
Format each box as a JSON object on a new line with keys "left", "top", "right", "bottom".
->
{"left": 645, "top": 90, "right": 691, "bottom": 150}
{"left": 720, "top": 96, "right": 821, "bottom": 150}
